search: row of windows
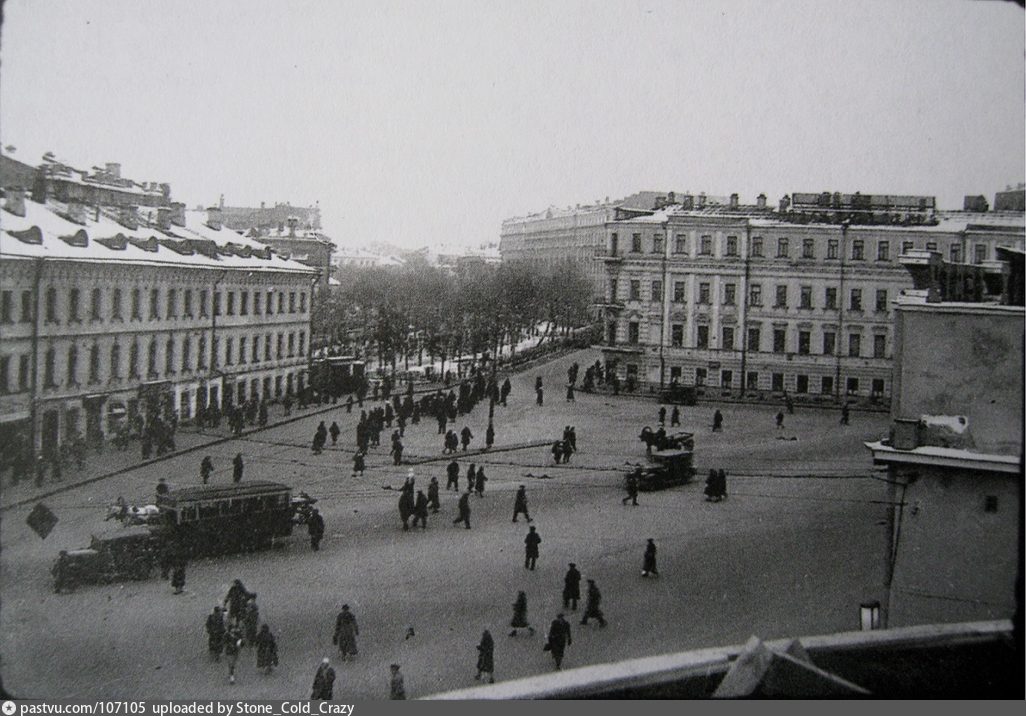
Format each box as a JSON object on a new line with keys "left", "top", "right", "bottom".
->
{"left": 0, "top": 287, "right": 308, "bottom": 325}
{"left": 0, "top": 331, "right": 307, "bottom": 394}
{"left": 617, "top": 321, "right": 886, "bottom": 358}
{"left": 617, "top": 279, "right": 891, "bottom": 312}
{"left": 684, "top": 368, "right": 883, "bottom": 396}
{"left": 612, "top": 231, "right": 994, "bottom": 263}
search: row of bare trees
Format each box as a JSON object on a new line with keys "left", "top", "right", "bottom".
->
{"left": 312, "top": 258, "right": 593, "bottom": 376}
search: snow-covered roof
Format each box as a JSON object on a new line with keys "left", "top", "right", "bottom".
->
{"left": 1, "top": 200, "right": 316, "bottom": 275}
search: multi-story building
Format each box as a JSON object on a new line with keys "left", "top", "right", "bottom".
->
{"left": 598, "top": 192, "right": 1024, "bottom": 401}
{"left": 0, "top": 184, "right": 316, "bottom": 458}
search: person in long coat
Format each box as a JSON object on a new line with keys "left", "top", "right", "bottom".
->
{"left": 352, "top": 451, "right": 365, "bottom": 477}
{"left": 311, "top": 658, "right": 336, "bottom": 700}
{"left": 580, "top": 580, "right": 607, "bottom": 626}
{"left": 622, "top": 469, "right": 640, "bottom": 506}
{"left": 712, "top": 409, "right": 723, "bottom": 432}
{"left": 171, "top": 558, "right": 186, "bottom": 595}
{"left": 412, "top": 490, "right": 429, "bottom": 529}
{"left": 562, "top": 563, "right": 581, "bottom": 610}
{"left": 206, "top": 606, "right": 226, "bottom": 661}
{"left": 200, "top": 456, "right": 214, "bottom": 484}
{"left": 460, "top": 426, "right": 474, "bottom": 451}
{"left": 551, "top": 440, "right": 563, "bottom": 464}
{"left": 485, "top": 423, "right": 495, "bottom": 449}
{"left": 333, "top": 605, "right": 359, "bottom": 659}
{"left": 329, "top": 422, "right": 341, "bottom": 445}
{"left": 224, "top": 579, "right": 253, "bottom": 624}
{"left": 474, "top": 468, "right": 487, "bottom": 497}
{"left": 475, "top": 630, "right": 495, "bottom": 683}
{"left": 642, "top": 538, "right": 659, "bottom": 577}
{"left": 446, "top": 460, "right": 460, "bottom": 491}
{"left": 704, "top": 469, "right": 719, "bottom": 502}
{"left": 427, "top": 477, "right": 441, "bottom": 513}
{"left": 453, "top": 490, "right": 471, "bottom": 529}
{"left": 524, "top": 526, "right": 541, "bottom": 570}
{"left": 717, "top": 469, "right": 728, "bottom": 500}
{"left": 466, "top": 464, "right": 476, "bottom": 493}
{"left": 512, "top": 485, "right": 532, "bottom": 523}
{"left": 389, "top": 664, "right": 406, "bottom": 700}
{"left": 308, "top": 508, "right": 325, "bottom": 550}
{"left": 243, "top": 595, "right": 260, "bottom": 644}
{"left": 546, "top": 614, "right": 572, "bottom": 670}
{"left": 509, "top": 591, "right": 534, "bottom": 636}
{"left": 254, "top": 623, "right": 278, "bottom": 674}
{"left": 223, "top": 623, "right": 244, "bottom": 684}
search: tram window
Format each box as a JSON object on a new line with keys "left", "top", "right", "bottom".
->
{"left": 199, "top": 504, "right": 220, "bottom": 520}
{"left": 180, "top": 506, "right": 197, "bottom": 522}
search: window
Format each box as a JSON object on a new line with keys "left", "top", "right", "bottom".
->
{"left": 180, "top": 337, "right": 190, "bottom": 372}
{"left": 607, "top": 322, "right": 617, "bottom": 345}
{"left": 225, "top": 337, "right": 234, "bottom": 365}
{"left": 798, "top": 331, "right": 810, "bottom": 355}
{"left": 227, "top": 291, "right": 235, "bottom": 316}
{"left": 821, "top": 376, "right": 834, "bottom": 395}
{"left": 165, "top": 338, "right": 175, "bottom": 374}
{"left": 697, "top": 325, "right": 709, "bottom": 348}
{"left": 609, "top": 278, "right": 618, "bottom": 301}
{"left": 68, "top": 288, "right": 81, "bottom": 322}
{"left": 850, "top": 289, "right": 862, "bottom": 311}
{"left": 276, "top": 334, "right": 284, "bottom": 358}
{"left": 772, "top": 373, "right": 784, "bottom": 392}
{"left": 299, "top": 292, "right": 307, "bottom": 313}
{"left": 950, "top": 245, "right": 961, "bottom": 263}
{"left": 129, "top": 341, "right": 140, "bottom": 378}
{"left": 213, "top": 291, "right": 222, "bottom": 316}
{"left": 298, "top": 331, "right": 306, "bottom": 356}
{"left": 875, "top": 289, "right": 888, "bottom": 312}
{"left": 774, "top": 285, "right": 787, "bottom": 308}
{"left": 671, "top": 324, "right": 684, "bottom": 347}
{"left": 288, "top": 333, "right": 296, "bottom": 356}
{"left": 673, "top": 281, "right": 687, "bottom": 303}
{"left": 0, "top": 355, "right": 8, "bottom": 394}
{"left": 1, "top": 291, "right": 12, "bottom": 323}
{"left": 629, "top": 280, "right": 641, "bottom": 301}
{"left": 796, "top": 375, "right": 809, "bottom": 393}
{"left": 700, "top": 236, "right": 712, "bottom": 255}
{"left": 846, "top": 377, "right": 859, "bottom": 394}
{"left": 239, "top": 336, "right": 247, "bottom": 364}
{"left": 776, "top": 238, "right": 789, "bottom": 258}
{"left": 751, "top": 237, "right": 763, "bottom": 257}
{"left": 773, "top": 328, "right": 786, "bottom": 353}
{"left": 726, "top": 236, "right": 738, "bottom": 256}
{"left": 848, "top": 333, "right": 861, "bottom": 357}
{"left": 651, "top": 280, "right": 662, "bottom": 302}
{"left": 877, "top": 241, "right": 890, "bottom": 261}
{"left": 253, "top": 291, "right": 262, "bottom": 315}
{"left": 265, "top": 333, "right": 272, "bottom": 361}
{"left": 747, "top": 327, "right": 761, "bottom": 352}
{"left": 823, "top": 331, "right": 836, "bottom": 355}
{"left": 698, "top": 283, "right": 710, "bottom": 304}
{"left": 19, "top": 354, "right": 30, "bottom": 390}
{"left": 722, "top": 326, "right": 734, "bottom": 350}
{"left": 88, "top": 288, "right": 102, "bottom": 321}
{"left": 267, "top": 290, "right": 275, "bottom": 315}
{"left": 147, "top": 340, "right": 158, "bottom": 376}
{"left": 873, "top": 334, "right": 886, "bottom": 358}
{"left": 975, "top": 244, "right": 988, "bottom": 263}
{"left": 631, "top": 233, "right": 642, "bottom": 253}
{"left": 199, "top": 290, "right": 209, "bottom": 318}
{"left": 802, "top": 239, "right": 815, "bottom": 259}
{"left": 183, "top": 289, "right": 193, "bottom": 318}
{"left": 825, "top": 287, "right": 837, "bottom": 310}
{"left": 827, "top": 239, "right": 838, "bottom": 259}
{"left": 674, "top": 234, "right": 687, "bottom": 254}
{"left": 131, "top": 289, "right": 142, "bottom": 320}
{"left": 799, "top": 286, "right": 813, "bottom": 309}
{"left": 150, "top": 289, "right": 160, "bottom": 320}
{"left": 749, "top": 284, "right": 762, "bottom": 306}
{"left": 724, "top": 283, "right": 736, "bottom": 305}
{"left": 240, "top": 291, "right": 249, "bottom": 316}
{"left": 746, "top": 371, "right": 759, "bottom": 389}
{"left": 628, "top": 322, "right": 639, "bottom": 345}
{"left": 21, "top": 290, "right": 33, "bottom": 323}
{"left": 695, "top": 368, "right": 707, "bottom": 386}
{"left": 66, "top": 345, "right": 79, "bottom": 386}
{"left": 610, "top": 233, "right": 619, "bottom": 255}
{"left": 111, "top": 288, "right": 123, "bottom": 320}
{"left": 721, "top": 370, "right": 733, "bottom": 389}
{"left": 45, "top": 287, "right": 58, "bottom": 323}
{"left": 166, "top": 288, "right": 178, "bottom": 319}
{"left": 902, "top": 241, "right": 914, "bottom": 254}
{"left": 198, "top": 336, "right": 207, "bottom": 369}
{"left": 851, "top": 240, "right": 864, "bottom": 260}
{"left": 926, "top": 241, "right": 937, "bottom": 252}
{"left": 212, "top": 337, "right": 220, "bottom": 368}
{"left": 88, "top": 344, "right": 100, "bottom": 384}
{"left": 252, "top": 335, "right": 260, "bottom": 363}
{"left": 278, "top": 292, "right": 285, "bottom": 313}
{"left": 652, "top": 234, "right": 664, "bottom": 254}
{"left": 44, "top": 348, "right": 56, "bottom": 387}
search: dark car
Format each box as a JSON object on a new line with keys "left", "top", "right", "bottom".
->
{"left": 628, "top": 450, "right": 696, "bottom": 492}
{"left": 52, "top": 526, "right": 159, "bottom": 592}
{"left": 660, "top": 384, "right": 697, "bottom": 406}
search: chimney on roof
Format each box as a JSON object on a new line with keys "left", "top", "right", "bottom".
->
{"left": 667, "top": 191, "right": 676, "bottom": 204}
{"left": 757, "top": 193, "right": 767, "bottom": 209}
{"left": 3, "top": 188, "right": 27, "bottom": 217}
{"left": 287, "top": 216, "right": 298, "bottom": 238}
{"left": 206, "top": 206, "right": 223, "bottom": 231}
{"left": 105, "top": 162, "right": 121, "bottom": 179}
{"left": 170, "top": 202, "right": 186, "bottom": 227}
{"left": 118, "top": 205, "right": 139, "bottom": 230}
{"left": 654, "top": 196, "right": 666, "bottom": 210}
{"left": 31, "top": 167, "right": 48, "bottom": 204}
{"left": 696, "top": 192, "right": 707, "bottom": 209}
{"left": 219, "top": 194, "right": 224, "bottom": 209}
{"left": 779, "top": 195, "right": 791, "bottom": 213}
{"left": 729, "top": 193, "right": 739, "bottom": 209}
{"left": 160, "top": 183, "right": 171, "bottom": 199}
{"left": 157, "top": 207, "right": 172, "bottom": 230}
{"left": 260, "top": 201, "right": 265, "bottom": 210}
{"left": 66, "top": 200, "right": 87, "bottom": 225}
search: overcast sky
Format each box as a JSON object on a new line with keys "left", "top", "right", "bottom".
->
{"left": 1, "top": 0, "right": 1023, "bottom": 249}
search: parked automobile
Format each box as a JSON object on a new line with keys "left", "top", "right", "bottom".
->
{"left": 52, "top": 526, "right": 158, "bottom": 592}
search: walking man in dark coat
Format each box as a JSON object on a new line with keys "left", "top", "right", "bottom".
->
{"left": 658, "top": 406, "right": 666, "bottom": 425}
{"left": 524, "top": 525, "right": 541, "bottom": 570}
{"left": 427, "top": 477, "right": 441, "bottom": 513}
{"left": 171, "top": 557, "right": 187, "bottom": 594}
{"left": 333, "top": 604, "right": 360, "bottom": 660}
{"left": 308, "top": 507, "right": 325, "bottom": 551}
{"left": 254, "top": 623, "right": 278, "bottom": 675}
{"left": 562, "top": 563, "right": 581, "bottom": 610}
{"left": 566, "top": 383, "right": 575, "bottom": 402}
{"left": 474, "top": 467, "right": 487, "bottom": 497}
{"left": 200, "top": 455, "right": 214, "bottom": 484}
{"left": 713, "top": 409, "right": 723, "bottom": 432}
{"left": 446, "top": 460, "right": 460, "bottom": 491}
{"left": 466, "top": 464, "right": 476, "bottom": 493}
{"left": 412, "top": 490, "right": 429, "bottom": 529}
{"left": 642, "top": 538, "right": 659, "bottom": 577}
{"left": 475, "top": 630, "right": 495, "bottom": 683}
{"left": 501, "top": 377, "right": 511, "bottom": 406}
{"left": 840, "top": 402, "right": 850, "bottom": 425}
{"left": 485, "top": 423, "right": 495, "bottom": 449}
{"left": 512, "top": 485, "right": 532, "bottom": 523}
{"left": 460, "top": 426, "right": 473, "bottom": 451}
{"left": 546, "top": 613, "right": 572, "bottom": 670}
{"left": 329, "top": 421, "right": 341, "bottom": 445}
{"left": 453, "top": 490, "right": 472, "bottom": 529}
{"left": 352, "top": 450, "right": 365, "bottom": 477}
{"left": 232, "top": 453, "right": 244, "bottom": 483}
{"left": 671, "top": 406, "right": 680, "bottom": 427}
{"left": 580, "top": 579, "right": 607, "bottom": 626}
{"left": 622, "top": 469, "right": 640, "bottom": 506}
{"left": 311, "top": 658, "right": 336, "bottom": 700}
{"left": 206, "top": 606, "right": 226, "bottom": 661}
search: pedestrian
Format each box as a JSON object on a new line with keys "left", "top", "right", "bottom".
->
{"left": 389, "top": 664, "right": 406, "bottom": 700}
{"left": 156, "top": 477, "right": 170, "bottom": 499}
{"left": 712, "top": 409, "right": 723, "bottom": 432}
{"left": 171, "top": 557, "right": 186, "bottom": 594}
{"left": 566, "top": 383, "right": 575, "bottom": 402}
{"left": 391, "top": 438, "right": 404, "bottom": 466}
{"left": 561, "top": 438, "right": 573, "bottom": 464}
{"left": 308, "top": 507, "right": 325, "bottom": 550}
{"left": 509, "top": 590, "right": 535, "bottom": 636}
{"left": 536, "top": 386, "right": 544, "bottom": 406}
{"left": 255, "top": 623, "right": 278, "bottom": 675}
{"left": 333, "top": 604, "right": 359, "bottom": 660}
{"left": 501, "top": 377, "right": 511, "bottom": 406}
{"left": 704, "top": 469, "right": 720, "bottom": 502}
{"left": 427, "top": 477, "right": 441, "bottom": 513}
{"left": 775, "top": 411, "right": 785, "bottom": 429}
{"left": 642, "top": 538, "right": 659, "bottom": 577}
{"left": 224, "top": 579, "right": 253, "bottom": 624}
{"left": 563, "top": 563, "right": 581, "bottom": 611}
{"left": 524, "top": 525, "right": 541, "bottom": 570}
{"left": 785, "top": 392, "right": 794, "bottom": 415}
{"left": 622, "top": 468, "right": 640, "bottom": 506}
{"left": 329, "top": 421, "right": 341, "bottom": 445}
{"left": 446, "top": 460, "right": 460, "bottom": 491}
{"left": 545, "top": 613, "right": 572, "bottom": 670}
{"left": 352, "top": 451, "right": 365, "bottom": 477}
{"left": 486, "top": 423, "right": 495, "bottom": 449}
{"left": 717, "top": 468, "right": 728, "bottom": 500}
{"left": 658, "top": 406, "right": 666, "bottom": 425}
{"left": 206, "top": 606, "right": 226, "bottom": 662}
{"left": 671, "top": 406, "right": 680, "bottom": 427}
{"left": 413, "top": 490, "right": 429, "bottom": 529}
{"left": 223, "top": 622, "right": 244, "bottom": 684}
{"left": 243, "top": 595, "right": 260, "bottom": 644}
{"left": 512, "top": 485, "right": 532, "bottom": 523}
{"left": 475, "top": 630, "right": 495, "bottom": 683}
{"left": 453, "top": 490, "right": 472, "bottom": 529}
{"left": 568, "top": 426, "right": 577, "bottom": 452}
{"left": 840, "top": 402, "right": 850, "bottom": 425}
{"left": 474, "top": 467, "right": 487, "bottom": 497}
{"left": 311, "top": 658, "right": 336, "bottom": 700}
{"left": 580, "top": 579, "right": 606, "bottom": 627}
{"left": 551, "top": 440, "right": 563, "bottom": 465}
{"left": 466, "top": 464, "right": 476, "bottom": 493}
{"left": 346, "top": 395, "right": 354, "bottom": 414}
{"left": 460, "top": 426, "right": 473, "bottom": 451}
{"left": 232, "top": 453, "right": 244, "bottom": 483}
{"left": 200, "top": 455, "right": 214, "bottom": 484}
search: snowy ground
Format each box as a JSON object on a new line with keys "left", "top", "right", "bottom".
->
{"left": 0, "top": 349, "right": 892, "bottom": 700}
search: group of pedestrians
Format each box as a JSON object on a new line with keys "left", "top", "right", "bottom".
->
{"left": 198, "top": 453, "right": 245, "bottom": 485}
{"left": 550, "top": 426, "right": 578, "bottom": 464}
{"left": 205, "top": 579, "right": 278, "bottom": 684}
